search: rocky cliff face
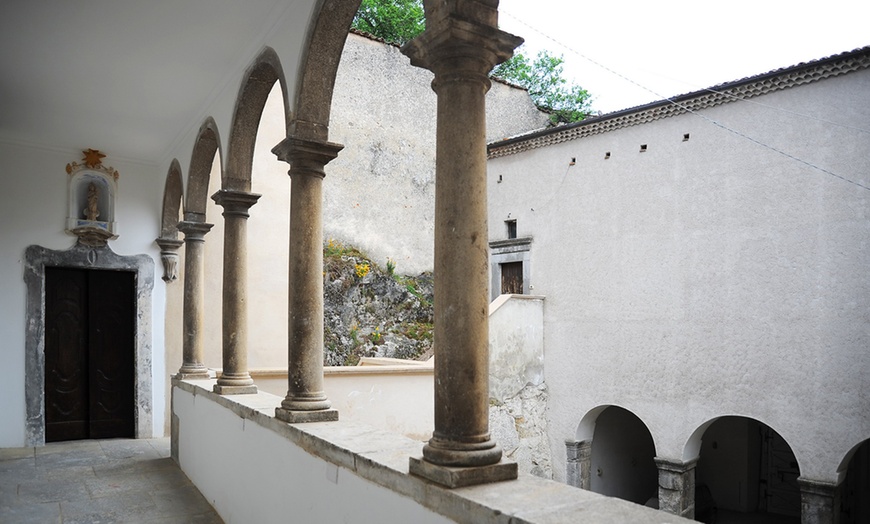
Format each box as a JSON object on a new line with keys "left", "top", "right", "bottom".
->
{"left": 323, "top": 240, "right": 433, "bottom": 366}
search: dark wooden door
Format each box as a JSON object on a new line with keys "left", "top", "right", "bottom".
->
{"left": 500, "top": 261, "right": 523, "bottom": 295}
{"left": 45, "top": 268, "right": 135, "bottom": 442}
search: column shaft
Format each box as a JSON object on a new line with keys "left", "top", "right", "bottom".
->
{"left": 402, "top": 1, "right": 523, "bottom": 487}
{"left": 655, "top": 457, "right": 697, "bottom": 519}
{"left": 212, "top": 189, "right": 260, "bottom": 395}
{"left": 272, "top": 136, "right": 342, "bottom": 423}
{"left": 175, "top": 221, "right": 213, "bottom": 378}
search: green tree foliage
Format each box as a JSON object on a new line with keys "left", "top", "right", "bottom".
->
{"left": 351, "top": 1, "right": 592, "bottom": 124}
{"left": 351, "top": 0, "right": 425, "bottom": 46}
{"left": 493, "top": 48, "right": 592, "bottom": 124}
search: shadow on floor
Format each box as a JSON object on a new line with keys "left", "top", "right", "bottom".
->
{"left": 0, "top": 437, "right": 222, "bottom": 523}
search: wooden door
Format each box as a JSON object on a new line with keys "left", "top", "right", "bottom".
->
{"left": 500, "top": 261, "right": 523, "bottom": 295}
{"left": 45, "top": 268, "right": 135, "bottom": 442}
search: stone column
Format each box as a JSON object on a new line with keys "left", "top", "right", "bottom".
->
{"left": 155, "top": 237, "right": 183, "bottom": 283}
{"left": 798, "top": 478, "right": 839, "bottom": 524}
{"left": 175, "top": 220, "right": 214, "bottom": 379}
{"left": 655, "top": 457, "right": 697, "bottom": 519}
{"left": 211, "top": 189, "right": 260, "bottom": 395}
{"left": 566, "top": 440, "right": 592, "bottom": 489}
{"left": 403, "top": 1, "right": 523, "bottom": 488}
{"left": 272, "top": 136, "right": 342, "bottom": 423}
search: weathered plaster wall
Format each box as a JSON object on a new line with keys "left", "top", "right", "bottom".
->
{"left": 325, "top": 32, "right": 549, "bottom": 274}
{"left": 0, "top": 141, "right": 166, "bottom": 446}
{"left": 487, "top": 69, "right": 870, "bottom": 484}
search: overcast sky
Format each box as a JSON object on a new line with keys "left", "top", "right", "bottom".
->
{"left": 498, "top": 0, "right": 870, "bottom": 113}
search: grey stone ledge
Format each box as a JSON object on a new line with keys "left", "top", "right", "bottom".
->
{"left": 174, "top": 379, "right": 693, "bottom": 524}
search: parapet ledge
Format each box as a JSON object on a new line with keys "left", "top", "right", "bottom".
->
{"left": 173, "top": 378, "right": 691, "bottom": 523}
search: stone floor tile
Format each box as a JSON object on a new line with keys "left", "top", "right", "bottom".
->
{"left": 0, "top": 447, "right": 35, "bottom": 461}
{"left": 148, "top": 438, "right": 171, "bottom": 458}
{"left": 148, "top": 485, "right": 216, "bottom": 519}
{"left": 143, "top": 511, "right": 225, "bottom": 524}
{"left": 35, "top": 464, "right": 96, "bottom": 482}
{"left": 84, "top": 471, "right": 155, "bottom": 498}
{"left": 0, "top": 500, "right": 61, "bottom": 523}
{"left": 35, "top": 448, "right": 109, "bottom": 469}
{"left": 143, "top": 465, "right": 194, "bottom": 490}
{"left": 35, "top": 440, "right": 102, "bottom": 457}
{"left": 60, "top": 490, "right": 157, "bottom": 523}
{"left": 98, "top": 438, "right": 162, "bottom": 461}
{"left": 17, "top": 478, "right": 90, "bottom": 504}
{"left": 0, "top": 457, "right": 38, "bottom": 481}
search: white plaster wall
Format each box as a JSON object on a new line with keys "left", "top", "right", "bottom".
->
{"left": 255, "top": 368, "right": 435, "bottom": 441}
{"left": 0, "top": 142, "right": 166, "bottom": 446}
{"left": 487, "top": 70, "right": 870, "bottom": 483}
{"left": 173, "top": 387, "right": 452, "bottom": 524}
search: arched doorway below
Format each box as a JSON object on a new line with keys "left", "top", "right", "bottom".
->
{"left": 588, "top": 406, "right": 658, "bottom": 506}
{"left": 695, "top": 417, "right": 800, "bottom": 523}
{"left": 840, "top": 439, "right": 870, "bottom": 524}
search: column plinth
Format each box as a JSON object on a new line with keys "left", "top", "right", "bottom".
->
{"left": 272, "top": 136, "right": 342, "bottom": 423}
{"left": 175, "top": 220, "right": 214, "bottom": 379}
{"left": 402, "top": 5, "right": 523, "bottom": 488}
{"left": 212, "top": 189, "right": 260, "bottom": 395}
{"left": 655, "top": 457, "right": 697, "bottom": 519}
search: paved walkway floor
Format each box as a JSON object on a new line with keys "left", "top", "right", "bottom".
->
{"left": 0, "top": 437, "right": 222, "bottom": 523}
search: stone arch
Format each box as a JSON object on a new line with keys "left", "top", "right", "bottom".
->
{"left": 572, "top": 405, "right": 658, "bottom": 506}
{"left": 160, "top": 159, "right": 184, "bottom": 239}
{"left": 223, "top": 47, "right": 288, "bottom": 191}
{"left": 290, "top": 0, "right": 361, "bottom": 141}
{"left": 185, "top": 117, "right": 222, "bottom": 220}
{"left": 690, "top": 416, "right": 801, "bottom": 520}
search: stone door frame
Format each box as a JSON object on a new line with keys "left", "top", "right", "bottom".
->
{"left": 24, "top": 242, "right": 154, "bottom": 446}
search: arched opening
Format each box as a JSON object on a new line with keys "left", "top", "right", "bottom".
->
{"left": 160, "top": 160, "right": 183, "bottom": 240}
{"left": 694, "top": 417, "right": 800, "bottom": 523}
{"left": 186, "top": 118, "right": 221, "bottom": 221}
{"left": 840, "top": 438, "right": 870, "bottom": 523}
{"left": 588, "top": 406, "right": 658, "bottom": 506}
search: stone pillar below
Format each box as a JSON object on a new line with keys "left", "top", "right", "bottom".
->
{"left": 175, "top": 220, "right": 213, "bottom": 379}
{"left": 798, "top": 478, "right": 839, "bottom": 524}
{"left": 402, "top": 1, "right": 523, "bottom": 489}
{"left": 211, "top": 189, "right": 260, "bottom": 395}
{"left": 565, "top": 440, "right": 592, "bottom": 489}
{"left": 272, "top": 135, "right": 341, "bottom": 423}
{"left": 655, "top": 457, "right": 697, "bottom": 519}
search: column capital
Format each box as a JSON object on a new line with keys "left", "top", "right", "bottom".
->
{"left": 154, "top": 236, "right": 184, "bottom": 283}
{"left": 211, "top": 189, "right": 261, "bottom": 217}
{"left": 271, "top": 135, "right": 344, "bottom": 179}
{"left": 654, "top": 456, "right": 699, "bottom": 474}
{"left": 155, "top": 237, "right": 184, "bottom": 252}
{"left": 797, "top": 477, "right": 839, "bottom": 496}
{"left": 177, "top": 220, "right": 214, "bottom": 241}
{"left": 401, "top": 13, "right": 522, "bottom": 85}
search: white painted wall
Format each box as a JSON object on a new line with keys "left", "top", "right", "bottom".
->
{"left": 0, "top": 142, "right": 166, "bottom": 446}
{"left": 173, "top": 386, "right": 453, "bottom": 524}
{"left": 487, "top": 69, "right": 870, "bottom": 483}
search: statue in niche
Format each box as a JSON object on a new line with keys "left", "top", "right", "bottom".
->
{"left": 84, "top": 182, "right": 100, "bottom": 221}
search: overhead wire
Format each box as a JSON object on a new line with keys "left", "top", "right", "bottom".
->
{"left": 500, "top": 10, "right": 870, "bottom": 192}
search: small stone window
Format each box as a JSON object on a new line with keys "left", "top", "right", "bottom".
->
{"left": 506, "top": 219, "right": 517, "bottom": 239}
{"left": 639, "top": 144, "right": 648, "bottom": 152}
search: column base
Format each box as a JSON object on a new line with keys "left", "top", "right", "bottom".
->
{"left": 213, "top": 384, "right": 258, "bottom": 395}
{"left": 409, "top": 456, "right": 517, "bottom": 488}
{"left": 175, "top": 371, "right": 211, "bottom": 380}
{"left": 275, "top": 407, "right": 339, "bottom": 423}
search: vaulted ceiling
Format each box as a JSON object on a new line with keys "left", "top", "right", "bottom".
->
{"left": 0, "top": 0, "right": 314, "bottom": 165}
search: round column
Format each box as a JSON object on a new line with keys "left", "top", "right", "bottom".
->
{"left": 212, "top": 189, "right": 260, "bottom": 395}
{"left": 273, "top": 136, "right": 342, "bottom": 423}
{"left": 175, "top": 220, "right": 213, "bottom": 379}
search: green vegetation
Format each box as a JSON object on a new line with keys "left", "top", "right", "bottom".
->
{"left": 350, "top": 0, "right": 593, "bottom": 124}
{"left": 351, "top": 0, "right": 425, "bottom": 46}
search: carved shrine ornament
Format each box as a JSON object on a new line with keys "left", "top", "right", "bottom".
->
{"left": 66, "top": 149, "right": 119, "bottom": 247}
